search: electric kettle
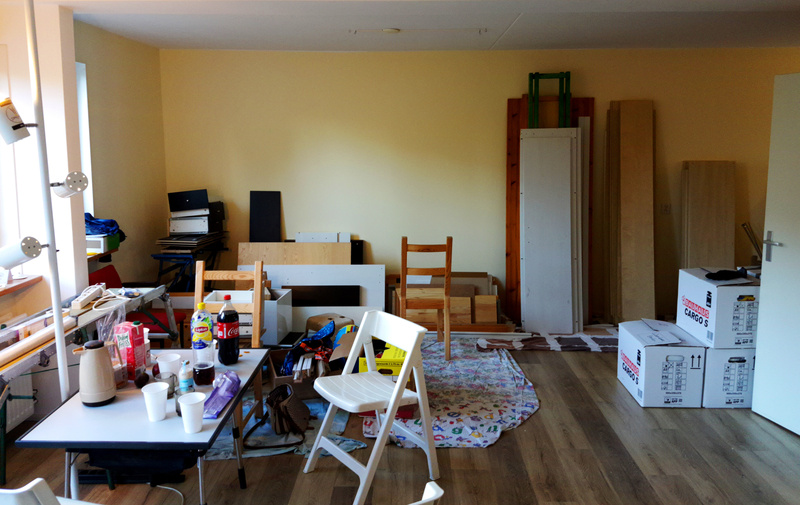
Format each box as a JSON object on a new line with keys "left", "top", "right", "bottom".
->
{"left": 73, "top": 340, "right": 117, "bottom": 406}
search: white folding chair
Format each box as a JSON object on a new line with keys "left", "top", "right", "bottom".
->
{"left": 0, "top": 478, "right": 96, "bottom": 505}
{"left": 408, "top": 481, "right": 444, "bottom": 505}
{"left": 304, "top": 310, "right": 440, "bottom": 505}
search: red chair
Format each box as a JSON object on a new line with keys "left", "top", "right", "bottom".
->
{"left": 89, "top": 265, "right": 186, "bottom": 348}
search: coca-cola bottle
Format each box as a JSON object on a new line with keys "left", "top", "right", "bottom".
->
{"left": 217, "top": 294, "right": 239, "bottom": 365}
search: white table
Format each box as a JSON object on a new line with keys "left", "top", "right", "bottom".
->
{"left": 16, "top": 348, "right": 267, "bottom": 505}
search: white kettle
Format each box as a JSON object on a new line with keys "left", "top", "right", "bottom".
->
{"left": 73, "top": 340, "right": 117, "bottom": 406}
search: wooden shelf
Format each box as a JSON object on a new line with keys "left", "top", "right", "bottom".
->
{"left": 0, "top": 275, "right": 43, "bottom": 298}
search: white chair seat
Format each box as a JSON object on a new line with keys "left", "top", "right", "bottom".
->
{"left": 313, "top": 371, "right": 418, "bottom": 413}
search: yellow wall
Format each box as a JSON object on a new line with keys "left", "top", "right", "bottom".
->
{"left": 160, "top": 48, "right": 800, "bottom": 318}
{"left": 74, "top": 21, "right": 168, "bottom": 283}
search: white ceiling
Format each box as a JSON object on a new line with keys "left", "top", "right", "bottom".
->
{"left": 49, "top": 0, "right": 800, "bottom": 51}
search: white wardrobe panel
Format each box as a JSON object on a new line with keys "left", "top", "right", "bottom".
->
{"left": 520, "top": 128, "right": 582, "bottom": 335}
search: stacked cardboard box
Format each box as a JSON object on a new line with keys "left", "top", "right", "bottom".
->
{"left": 617, "top": 268, "right": 759, "bottom": 409}
{"left": 676, "top": 268, "right": 758, "bottom": 408}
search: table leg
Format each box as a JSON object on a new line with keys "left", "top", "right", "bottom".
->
{"left": 197, "top": 456, "right": 206, "bottom": 505}
{"left": 233, "top": 403, "right": 247, "bottom": 489}
{"left": 254, "top": 367, "right": 263, "bottom": 420}
{"left": 65, "top": 452, "right": 79, "bottom": 499}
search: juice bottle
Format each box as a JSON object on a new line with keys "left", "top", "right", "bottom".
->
{"left": 191, "top": 302, "right": 215, "bottom": 385}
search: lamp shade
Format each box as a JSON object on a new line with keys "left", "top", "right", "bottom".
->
{"left": 0, "top": 98, "right": 30, "bottom": 145}
{"left": 52, "top": 171, "right": 89, "bottom": 198}
{"left": 0, "top": 237, "right": 42, "bottom": 269}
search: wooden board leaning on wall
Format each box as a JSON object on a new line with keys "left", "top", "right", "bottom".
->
{"left": 238, "top": 242, "right": 351, "bottom": 266}
{"left": 506, "top": 95, "right": 595, "bottom": 325}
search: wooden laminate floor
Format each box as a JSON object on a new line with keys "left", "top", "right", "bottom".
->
{"left": 5, "top": 350, "right": 800, "bottom": 504}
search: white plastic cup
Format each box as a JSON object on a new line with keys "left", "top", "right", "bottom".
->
{"left": 178, "top": 392, "right": 206, "bottom": 433}
{"left": 141, "top": 381, "right": 169, "bottom": 422}
{"left": 157, "top": 353, "right": 181, "bottom": 376}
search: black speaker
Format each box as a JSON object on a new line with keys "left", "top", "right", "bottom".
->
{"left": 249, "top": 191, "right": 281, "bottom": 242}
{"left": 351, "top": 239, "right": 364, "bottom": 264}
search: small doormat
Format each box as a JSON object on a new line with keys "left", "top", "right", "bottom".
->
{"left": 363, "top": 334, "right": 539, "bottom": 448}
{"left": 477, "top": 325, "right": 618, "bottom": 353}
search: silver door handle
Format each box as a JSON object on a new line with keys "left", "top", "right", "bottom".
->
{"left": 763, "top": 230, "right": 783, "bottom": 262}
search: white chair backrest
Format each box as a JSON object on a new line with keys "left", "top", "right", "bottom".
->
{"left": 341, "top": 311, "right": 427, "bottom": 376}
{"left": 0, "top": 478, "right": 62, "bottom": 505}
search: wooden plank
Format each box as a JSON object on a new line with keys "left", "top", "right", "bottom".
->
{"left": 607, "top": 103, "right": 621, "bottom": 323}
{"left": 473, "top": 294, "right": 498, "bottom": 324}
{"left": 618, "top": 100, "right": 656, "bottom": 321}
{"left": 406, "top": 296, "right": 470, "bottom": 325}
{"left": 681, "top": 160, "right": 736, "bottom": 269}
{"left": 237, "top": 242, "right": 351, "bottom": 266}
{"left": 505, "top": 96, "right": 525, "bottom": 324}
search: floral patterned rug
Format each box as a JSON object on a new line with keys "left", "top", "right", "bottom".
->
{"left": 363, "top": 333, "right": 539, "bottom": 448}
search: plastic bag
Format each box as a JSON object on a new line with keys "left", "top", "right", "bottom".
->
{"left": 203, "top": 370, "right": 240, "bottom": 419}
{"left": 97, "top": 304, "right": 126, "bottom": 343}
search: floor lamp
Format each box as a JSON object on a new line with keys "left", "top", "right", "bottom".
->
{"left": 0, "top": 0, "right": 88, "bottom": 404}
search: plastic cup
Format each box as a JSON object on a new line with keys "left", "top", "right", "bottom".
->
{"left": 155, "top": 372, "right": 177, "bottom": 398}
{"left": 157, "top": 353, "right": 181, "bottom": 376}
{"left": 178, "top": 392, "right": 206, "bottom": 433}
{"left": 141, "top": 381, "right": 169, "bottom": 422}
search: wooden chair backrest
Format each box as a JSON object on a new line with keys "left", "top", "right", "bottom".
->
{"left": 399, "top": 236, "right": 453, "bottom": 310}
{"left": 194, "top": 260, "right": 264, "bottom": 348}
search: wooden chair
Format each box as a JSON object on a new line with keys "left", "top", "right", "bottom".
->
{"left": 398, "top": 236, "right": 453, "bottom": 360}
{"left": 193, "top": 260, "right": 265, "bottom": 350}
{"left": 304, "top": 310, "right": 439, "bottom": 505}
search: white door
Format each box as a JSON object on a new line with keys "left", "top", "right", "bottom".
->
{"left": 752, "top": 73, "right": 800, "bottom": 435}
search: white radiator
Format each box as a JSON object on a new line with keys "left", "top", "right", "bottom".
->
{"left": 5, "top": 374, "right": 35, "bottom": 433}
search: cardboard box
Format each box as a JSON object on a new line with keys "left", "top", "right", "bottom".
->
{"left": 359, "top": 344, "right": 407, "bottom": 375}
{"left": 676, "top": 268, "right": 759, "bottom": 348}
{"left": 617, "top": 319, "right": 706, "bottom": 408}
{"left": 702, "top": 347, "right": 756, "bottom": 408}
{"left": 358, "top": 344, "right": 415, "bottom": 390}
{"left": 267, "top": 348, "right": 320, "bottom": 399}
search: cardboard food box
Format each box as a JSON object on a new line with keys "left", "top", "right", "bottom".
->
{"left": 702, "top": 347, "right": 756, "bottom": 408}
{"left": 617, "top": 319, "right": 706, "bottom": 408}
{"left": 676, "top": 268, "right": 760, "bottom": 348}
{"left": 357, "top": 344, "right": 416, "bottom": 418}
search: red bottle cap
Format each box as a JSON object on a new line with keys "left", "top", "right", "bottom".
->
{"left": 224, "top": 294, "right": 231, "bottom": 300}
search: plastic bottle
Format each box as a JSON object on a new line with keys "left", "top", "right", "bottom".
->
{"left": 176, "top": 360, "right": 195, "bottom": 417}
{"left": 217, "top": 294, "right": 240, "bottom": 365}
{"left": 191, "top": 302, "right": 215, "bottom": 385}
{"left": 178, "top": 360, "right": 194, "bottom": 390}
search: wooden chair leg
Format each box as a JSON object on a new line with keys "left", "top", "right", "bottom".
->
{"left": 436, "top": 309, "right": 444, "bottom": 343}
{"left": 444, "top": 306, "right": 451, "bottom": 360}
